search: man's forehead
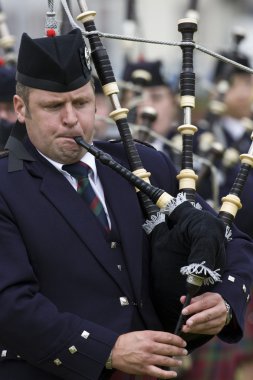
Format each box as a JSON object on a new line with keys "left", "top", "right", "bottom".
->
{"left": 30, "top": 84, "right": 93, "bottom": 100}
{"left": 143, "top": 86, "right": 171, "bottom": 96}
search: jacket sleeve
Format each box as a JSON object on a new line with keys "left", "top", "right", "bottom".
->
{"left": 212, "top": 224, "right": 253, "bottom": 343}
{"left": 193, "top": 192, "right": 253, "bottom": 343}
{"left": 0, "top": 194, "right": 119, "bottom": 380}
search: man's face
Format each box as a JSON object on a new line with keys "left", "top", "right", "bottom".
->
{"left": 225, "top": 74, "right": 253, "bottom": 119}
{"left": 14, "top": 82, "right": 96, "bottom": 164}
{"left": 136, "top": 86, "right": 177, "bottom": 136}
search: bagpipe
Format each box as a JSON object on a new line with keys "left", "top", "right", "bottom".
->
{"left": 55, "top": 0, "right": 253, "bottom": 341}
{"left": 0, "top": 0, "right": 16, "bottom": 66}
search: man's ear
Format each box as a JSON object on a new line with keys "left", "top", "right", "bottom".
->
{"left": 13, "top": 95, "right": 27, "bottom": 123}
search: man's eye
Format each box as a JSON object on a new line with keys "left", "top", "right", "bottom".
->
{"left": 43, "top": 103, "right": 61, "bottom": 110}
{"left": 49, "top": 104, "right": 61, "bottom": 109}
{"left": 75, "top": 101, "right": 86, "bottom": 107}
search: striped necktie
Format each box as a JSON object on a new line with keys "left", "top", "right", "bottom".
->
{"left": 63, "top": 161, "right": 109, "bottom": 232}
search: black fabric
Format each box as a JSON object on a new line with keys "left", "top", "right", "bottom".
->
{"left": 16, "top": 29, "right": 91, "bottom": 92}
{"left": 169, "top": 201, "right": 226, "bottom": 271}
{"left": 4, "top": 121, "right": 34, "bottom": 172}
{"left": 0, "top": 119, "right": 14, "bottom": 150}
{"left": 150, "top": 201, "right": 226, "bottom": 344}
{"left": 0, "top": 359, "right": 60, "bottom": 380}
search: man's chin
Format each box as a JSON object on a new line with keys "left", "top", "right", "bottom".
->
{"left": 58, "top": 147, "right": 86, "bottom": 164}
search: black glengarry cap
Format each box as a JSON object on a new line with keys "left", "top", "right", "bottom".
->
{"left": 16, "top": 28, "right": 91, "bottom": 92}
{"left": 122, "top": 60, "right": 168, "bottom": 87}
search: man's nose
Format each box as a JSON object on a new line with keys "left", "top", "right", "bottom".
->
{"left": 62, "top": 104, "right": 78, "bottom": 126}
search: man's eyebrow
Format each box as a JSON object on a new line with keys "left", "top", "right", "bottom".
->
{"left": 38, "top": 100, "right": 64, "bottom": 107}
{"left": 38, "top": 93, "right": 90, "bottom": 106}
{"left": 39, "top": 96, "right": 64, "bottom": 103}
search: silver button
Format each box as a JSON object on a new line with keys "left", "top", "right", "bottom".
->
{"left": 111, "top": 242, "right": 117, "bottom": 249}
{"left": 69, "top": 345, "right": 77, "bottom": 354}
{"left": 243, "top": 284, "right": 247, "bottom": 293}
{"left": 117, "top": 265, "right": 122, "bottom": 271}
{"left": 228, "top": 275, "right": 235, "bottom": 282}
{"left": 81, "top": 330, "right": 90, "bottom": 339}
{"left": 1, "top": 350, "right": 7, "bottom": 358}
{"left": 53, "top": 358, "right": 62, "bottom": 366}
{"left": 120, "top": 297, "right": 129, "bottom": 306}
{"left": 247, "top": 294, "right": 250, "bottom": 302}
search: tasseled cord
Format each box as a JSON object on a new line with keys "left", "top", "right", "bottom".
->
{"left": 45, "top": 0, "right": 58, "bottom": 37}
{"left": 180, "top": 261, "right": 222, "bottom": 285}
{"left": 142, "top": 192, "right": 188, "bottom": 234}
{"left": 142, "top": 213, "right": 165, "bottom": 235}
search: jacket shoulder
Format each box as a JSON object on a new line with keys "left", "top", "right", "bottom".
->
{"left": 108, "top": 138, "right": 157, "bottom": 150}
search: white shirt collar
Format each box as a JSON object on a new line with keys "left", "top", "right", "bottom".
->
{"left": 37, "top": 150, "right": 98, "bottom": 182}
{"left": 37, "top": 148, "right": 110, "bottom": 227}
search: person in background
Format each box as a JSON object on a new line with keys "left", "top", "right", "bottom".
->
{"left": 0, "top": 62, "right": 16, "bottom": 150}
{"left": 195, "top": 47, "right": 253, "bottom": 236}
{"left": 121, "top": 60, "right": 180, "bottom": 159}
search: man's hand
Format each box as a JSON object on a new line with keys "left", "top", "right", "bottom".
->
{"left": 111, "top": 330, "right": 188, "bottom": 379}
{"left": 180, "top": 292, "right": 228, "bottom": 335}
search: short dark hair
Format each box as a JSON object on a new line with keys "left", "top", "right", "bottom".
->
{"left": 16, "top": 82, "right": 31, "bottom": 116}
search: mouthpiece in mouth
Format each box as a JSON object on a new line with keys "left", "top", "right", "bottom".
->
{"left": 74, "top": 136, "right": 88, "bottom": 149}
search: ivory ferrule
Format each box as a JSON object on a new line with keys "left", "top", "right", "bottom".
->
{"left": 220, "top": 194, "right": 242, "bottom": 217}
{"left": 109, "top": 108, "right": 129, "bottom": 121}
{"left": 132, "top": 168, "right": 151, "bottom": 182}
{"left": 76, "top": 10, "right": 96, "bottom": 23}
{"left": 177, "top": 169, "right": 198, "bottom": 190}
{"left": 240, "top": 153, "right": 253, "bottom": 167}
{"left": 178, "top": 17, "right": 198, "bottom": 26}
{"left": 177, "top": 124, "right": 198, "bottom": 135}
{"left": 133, "top": 168, "right": 151, "bottom": 192}
{"left": 180, "top": 96, "right": 195, "bottom": 108}
{"left": 102, "top": 82, "right": 119, "bottom": 97}
{"left": 156, "top": 192, "right": 174, "bottom": 209}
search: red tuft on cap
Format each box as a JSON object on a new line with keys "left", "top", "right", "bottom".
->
{"left": 46, "top": 29, "right": 57, "bottom": 38}
{"left": 0, "top": 57, "right": 5, "bottom": 66}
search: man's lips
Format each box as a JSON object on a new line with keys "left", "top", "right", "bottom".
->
{"left": 59, "top": 136, "right": 79, "bottom": 141}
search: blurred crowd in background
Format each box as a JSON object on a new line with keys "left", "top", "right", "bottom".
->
{"left": 1, "top": 1, "right": 253, "bottom": 379}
